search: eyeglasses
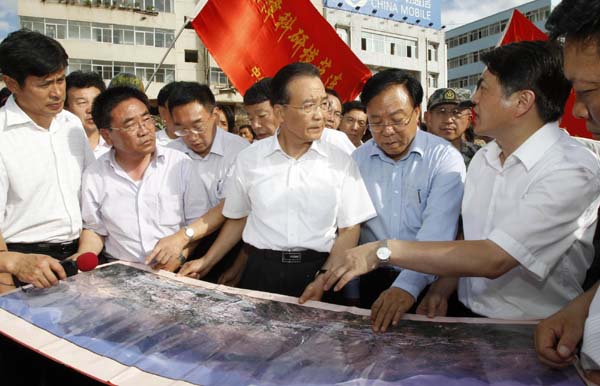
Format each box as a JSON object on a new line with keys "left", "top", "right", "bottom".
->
{"left": 111, "top": 115, "right": 155, "bottom": 133}
{"left": 368, "top": 108, "right": 416, "bottom": 133}
{"left": 284, "top": 100, "right": 331, "bottom": 114}
{"left": 174, "top": 125, "right": 211, "bottom": 137}
{"left": 342, "top": 116, "right": 367, "bottom": 128}
{"left": 431, "top": 107, "right": 471, "bottom": 119}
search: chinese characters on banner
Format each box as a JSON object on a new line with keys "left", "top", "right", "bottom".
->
{"left": 499, "top": 9, "right": 589, "bottom": 138}
{"left": 191, "top": 0, "right": 371, "bottom": 101}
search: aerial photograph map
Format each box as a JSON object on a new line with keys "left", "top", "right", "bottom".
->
{"left": 0, "top": 263, "right": 584, "bottom": 386}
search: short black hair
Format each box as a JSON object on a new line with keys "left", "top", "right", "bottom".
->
{"left": 326, "top": 88, "right": 341, "bottom": 102}
{"left": 546, "top": 0, "right": 600, "bottom": 51}
{"left": 238, "top": 124, "right": 255, "bottom": 136}
{"left": 243, "top": 77, "right": 272, "bottom": 106}
{"left": 167, "top": 82, "right": 215, "bottom": 113}
{"left": 270, "top": 62, "right": 321, "bottom": 105}
{"left": 342, "top": 101, "right": 366, "bottom": 115}
{"left": 0, "top": 29, "right": 68, "bottom": 86}
{"left": 157, "top": 81, "right": 178, "bottom": 108}
{"left": 481, "top": 40, "right": 571, "bottom": 123}
{"left": 360, "top": 69, "right": 423, "bottom": 108}
{"left": 216, "top": 103, "right": 235, "bottom": 129}
{"left": 0, "top": 87, "right": 11, "bottom": 108}
{"left": 65, "top": 71, "right": 106, "bottom": 104}
{"left": 92, "top": 86, "right": 150, "bottom": 130}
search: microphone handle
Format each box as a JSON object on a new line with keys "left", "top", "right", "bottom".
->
{"left": 12, "top": 259, "right": 78, "bottom": 288}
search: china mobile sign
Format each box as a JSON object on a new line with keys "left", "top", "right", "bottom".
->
{"left": 325, "top": 0, "right": 442, "bottom": 29}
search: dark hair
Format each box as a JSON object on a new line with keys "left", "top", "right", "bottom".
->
{"left": 238, "top": 124, "right": 255, "bottom": 137}
{"left": 0, "top": 87, "right": 11, "bottom": 108}
{"left": 65, "top": 71, "right": 106, "bottom": 105}
{"left": 0, "top": 29, "right": 68, "bottom": 86}
{"left": 270, "top": 62, "right": 321, "bottom": 105}
{"left": 244, "top": 77, "right": 272, "bottom": 106}
{"left": 481, "top": 40, "right": 571, "bottom": 123}
{"left": 546, "top": 0, "right": 600, "bottom": 50}
{"left": 360, "top": 69, "right": 423, "bottom": 108}
{"left": 326, "top": 88, "right": 341, "bottom": 102}
{"left": 157, "top": 81, "right": 178, "bottom": 108}
{"left": 216, "top": 104, "right": 235, "bottom": 130}
{"left": 342, "top": 101, "right": 366, "bottom": 115}
{"left": 91, "top": 86, "right": 150, "bottom": 130}
{"left": 167, "top": 82, "right": 215, "bottom": 113}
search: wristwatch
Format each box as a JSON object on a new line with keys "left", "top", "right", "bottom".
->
{"left": 183, "top": 226, "right": 195, "bottom": 241}
{"left": 376, "top": 240, "right": 391, "bottom": 265}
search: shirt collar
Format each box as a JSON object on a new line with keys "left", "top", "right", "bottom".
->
{"left": 210, "top": 127, "right": 226, "bottom": 157}
{"left": 368, "top": 128, "right": 425, "bottom": 161}
{"left": 3, "top": 95, "right": 47, "bottom": 131}
{"left": 265, "top": 129, "right": 328, "bottom": 159}
{"left": 482, "top": 122, "right": 562, "bottom": 171}
{"left": 107, "top": 141, "right": 165, "bottom": 169}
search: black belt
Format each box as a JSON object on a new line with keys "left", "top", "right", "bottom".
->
{"left": 7, "top": 239, "right": 79, "bottom": 255}
{"left": 245, "top": 244, "right": 328, "bottom": 264}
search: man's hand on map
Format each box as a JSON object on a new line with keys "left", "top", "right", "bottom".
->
{"left": 416, "top": 277, "right": 457, "bottom": 318}
{"left": 370, "top": 287, "right": 414, "bottom": 333}
{"left": 298, "top": 274, "right": 326, "bottom": 304}
{"left": 218, "top": 252, "right": 247, "bottom": 287}
{"left": 534, "top": 299, "right": 585, "bottom": 368}
{"left": 145, "top": 231, "right": 188, "bottom": 269}
{"left": 585, "top": 370, "right": 600, "bottom": 385}
{"left": 322, "top": 241, "right": 380, "bottom": 293}
{"left": 1, "top": 252, "right": 66, "bottom": 288}
{"left": 178, "top": 256, "right": 215, "bottom": 280}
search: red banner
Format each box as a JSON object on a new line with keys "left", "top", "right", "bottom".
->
{"left": 499, "top": 10, "right": 589, "bottom": 138}
{"left": 192, "top": 0, "right": 371, "bottom": 102}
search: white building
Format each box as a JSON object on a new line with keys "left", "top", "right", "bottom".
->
{"left": 323, "top": 0, "right": 446, "bottom": 106}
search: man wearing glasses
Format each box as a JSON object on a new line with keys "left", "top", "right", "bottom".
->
{"left": 180, "top": 62, "right": 376, "bottom": 303}
{"left": 146, "top": 82, "right": 249, "bottom": 279}
{"left": 424, "top": 88, "right": 480, "bottom": 167}
{"left": 75, "top": 87, "right": 206, "bottom": 269}
{"left": 351, "top": 69, "right": 466, "bottom": 332}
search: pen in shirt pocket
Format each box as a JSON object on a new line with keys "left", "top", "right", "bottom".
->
{"left": 417, "top": 189, "right": 422, "bottom": 204}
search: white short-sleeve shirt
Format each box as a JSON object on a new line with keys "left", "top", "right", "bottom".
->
{"left": 459, "top": 122, "right": 600, "bottom": 319}
{"left": 0, "top": 95, "right": 95, "bottom": 243}
{"left": 81, "top": 146, "right": 209, "bottom": 262}
{"left": 167, "top": 128, "right": 249, "bottom": 211}
{"left": 222, "top": 133, "right": 376, "bottom": 253}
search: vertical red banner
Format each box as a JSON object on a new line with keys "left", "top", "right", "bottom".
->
{"left": 499, "top": 10, "right": 589, "bottom": 138}
{"left": 191, "top": 0, "right": 371, "bottom": 101}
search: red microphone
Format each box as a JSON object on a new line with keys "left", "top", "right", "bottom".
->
{"left": 62, "top": 252, "right": 99, "bottom": 277}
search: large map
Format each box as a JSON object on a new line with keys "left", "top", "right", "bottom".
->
{"left": 0, "top": 263, "right": 584, "bottom": 386}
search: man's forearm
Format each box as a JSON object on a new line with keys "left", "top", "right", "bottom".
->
{"left": 76, "top": 229, "right": 105, "bottom": 256}
{"left": 185, "top": 201, "right": 226, "bottom": 242}
{"left": 388, "top": 239, "right": 518, "bottom": 279}
{"left": 323, "top": 225, "right": 360, "bottom": 270}
{"left": 202, "top": 217, "right": 247, "bottom": 266}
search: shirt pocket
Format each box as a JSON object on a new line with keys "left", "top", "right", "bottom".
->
{"left": 404, "top": 184, "right": 429, "bottom": 231}
{"left": 158, "top": 194, "right": 184, "bottom": 226}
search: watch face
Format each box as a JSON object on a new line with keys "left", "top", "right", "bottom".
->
{"left": 376, "top": 247, "right": 391, "bottom": 261}
{"left": 185, "top": 227, "right": 194, "bottom": 238}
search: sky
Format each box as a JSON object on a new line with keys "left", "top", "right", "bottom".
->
{"left": 0, "top": 0, "right": 533, "bottom": 41}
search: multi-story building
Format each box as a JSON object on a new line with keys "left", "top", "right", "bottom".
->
{"left": 445, "top": 0, "right": 552, "bottom": 92}
{"left": 323, "top": 0, "right": 446, "bottom": 106}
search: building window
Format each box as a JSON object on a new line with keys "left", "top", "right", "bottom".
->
{"left": 361, "top": 31, "right": 417, "bottom": 59}
{"left": 336, "top": 26, "right": 350, "bottom": 46}
{"left": 428, "top": 73, "right": 438, "bottom": 89}
{"left": 210, "top": 67, "right": 231, "bottom": 88}
{"left": 185, "top": 50, "right": 198, "bottom": 63}
{"left": 68, "top": 59, "right": 174, "bottom": 83}
{"left": 427, "top": 43, "right": 438, "bottom": 62}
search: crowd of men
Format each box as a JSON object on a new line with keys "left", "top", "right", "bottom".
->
{"left": 1, "top": 0, "right": 600, "bottom": 383}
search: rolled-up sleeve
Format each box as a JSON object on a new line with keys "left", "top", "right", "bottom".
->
{"left": 222, "top": 160, "right": 251, "bottom": 219}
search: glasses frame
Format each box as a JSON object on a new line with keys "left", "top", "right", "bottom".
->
{"left": 284, "top": 99, "right": 332, "bottom": 115}
{"left": 368, "top": 108, "right": 416, "bottom": 133}
{"left": 110, "top": 115, "right": 156, "bottom": 134}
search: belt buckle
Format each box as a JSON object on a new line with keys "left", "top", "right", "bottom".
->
{"left": 281, "top": 251, "right": 302, "bottom": 264}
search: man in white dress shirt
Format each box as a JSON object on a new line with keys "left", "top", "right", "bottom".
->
{"left": 180, "top": 62, "right": 376, "bottom": 303}
{"left": 323, "top": 40, "right": 600, "bottom": 321}
{"left": 145, "top": 82, "right": 249, "bottom": 281}
{"left": 155, "top": 81, "right": 178, "bottom": 146}
{"left": 0, "top": 30, "right": 94, "bottom": 290}
{"left": 65, "top": 70, "right": 111, "bottom": 158}
{"left": 75, "top": 87, "right": 206, "bottom": 272}
{"left": 535, "top": 1, "right": 600, "bottom": 383}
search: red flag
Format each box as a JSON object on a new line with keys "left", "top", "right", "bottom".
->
{"left": 499, "top": 10, "right": 589, "bottom": 138}
{"left": 191, "top": 0, "right": 371, "bottom": 101}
